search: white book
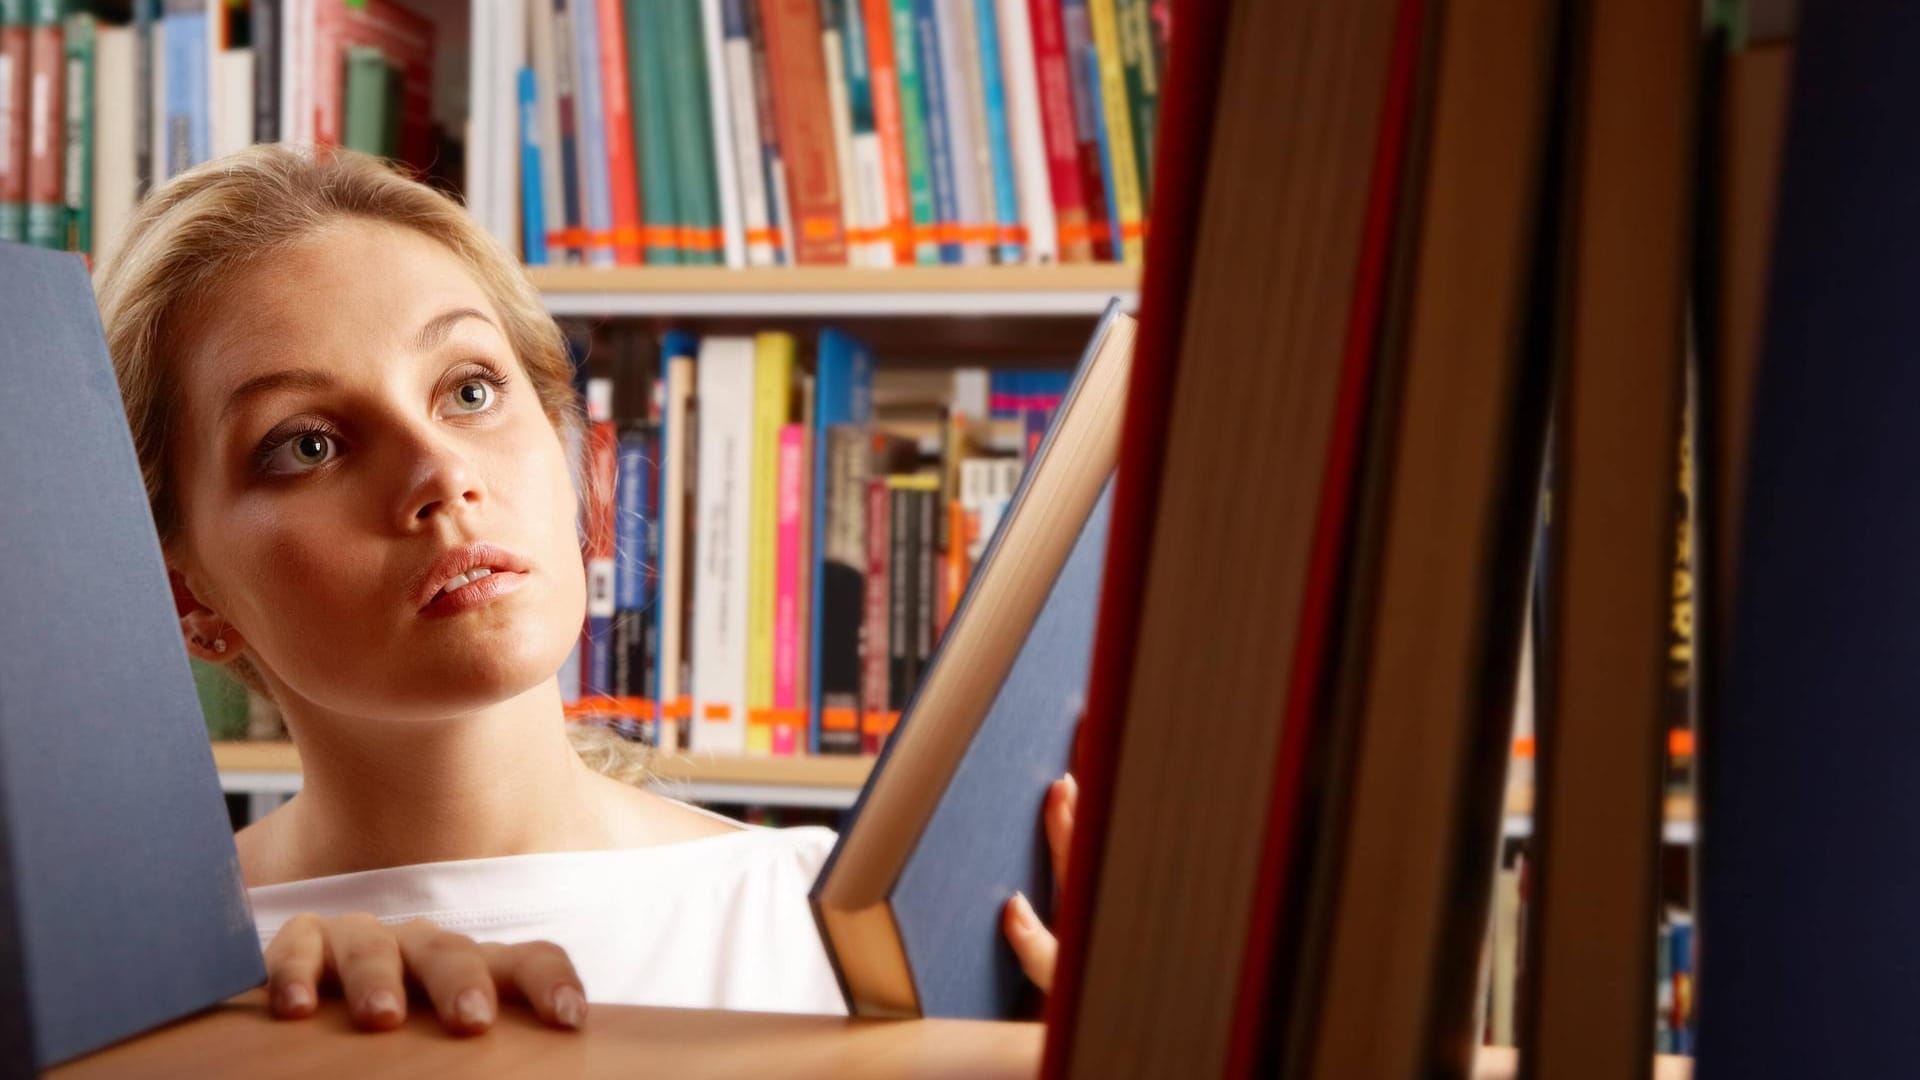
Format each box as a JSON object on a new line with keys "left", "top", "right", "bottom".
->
{"left": 528, "top": 0, "right": 565, "bottom": 261}
{"left": 92, "top": 26, "right": 137, "bottom": 269}
{"left": 699, "top": 0, "right": 746, "bottom": 267}
{"left": 657, "top": 353, "right": 696, "bottom": 751}
{"left": 933, "top": 0, "right": 987, "bottom": 265}
{"left": 279, "top": 0, "right": 311, "bottom": 145}
{"left": 211, "top": 49, "right": 254, "bottom": 160}
{"left": 995, "top": 0, "right": 1055, "bottom": 264}
{"left": 851, "top": 130, "right": 892, "bottom": 266}
{"left": 692, "top": 337, "right": 756, "bottom": 755}
{"left": 150, "top": 23, "right": 167, "bottom": 179}
{"left": 496, "top": 0, "right": 526, "bottom": 257}
{"left": 820, "top": 22, "right": 861, "bottom": 266}
{"left": 467, "top": 0, "right": 493, "bottom": 234}
{"left": 719, "top": 2, "right": 775, "bottom": 267}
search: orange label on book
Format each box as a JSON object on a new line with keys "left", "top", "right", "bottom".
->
{"left": 680, "top": 227, "right": 725, "bottom": 253}
{"left": 822, "top": 707, "right": 858, "bottom": 731}
{"left": 663, "top": 696, "right": 693, "bottom": 721}
{"left": 800, "top": 215, "right": 843, "bottom": 242}
{"left": 703, "top": 703, "right": 734, "bottom": 722}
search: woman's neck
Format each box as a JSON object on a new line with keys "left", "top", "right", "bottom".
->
{"left": 264, "top": 678, "right": 615, "bottom": 880}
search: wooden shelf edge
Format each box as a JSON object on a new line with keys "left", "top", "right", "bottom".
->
{"left": 210, "top": 741, "right": 874, "bottom": 790}
{"left": 526, "top": 264, "right": 1140, "bottom": 295}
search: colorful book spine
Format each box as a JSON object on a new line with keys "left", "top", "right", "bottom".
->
{"left": 719, "top": 0, "right": 776, "bottom": 264}
{"left": 656, "top": 333, "right": 697, "bottom": 751}
{"left": 932, "top": 0, "right": 987, "bottom": 265}
{"left": 747, "top": 330, "right": 794, "bottom": 752}
{"left": 745, "top": 0, "right": 791, "bottom": 263}
{"left": 666, "top": 0, "right": 723, "bottom": 265}
{"left": 819, "top": 0, "right": 860, "bottom": 264}
{"left": 337, "top": 1, "right": 435, "bottom": 171}
{"left": 0, "top": 0, "right": 26, "bottom": 242}
{"left": 342, "top": 46, "right": 391, "bottom": 157}
{"left": 860, "top": 0, "right": 912, "bottom": 264}
{"left": 528, "top": 0, "right": 565, "bottom": 262}
{"left": 996, "top": 0, "right": 1055, "bottom": 263}
{"left": 550, "top": 0, "right": 585, "bottom": 263}
{"left": 911, "top": 0, "right": 959, "bottom": 263}
{"left": 614, "top": 420, "right": 656, "bottom": 724}
{"left": 692, "top": 337, "right": 754, "bottom": 754}
{"left": 697, "top": 0, "right": 746, "bottom": 266}
{"left": 886, "top": 0, "right": 938, "bottom": 263}
{"left": 1058, "top": 0, "right": 1109, "bottom": 259}
{"left": 60, "top": 8, "right": 87, "bottom": 259}
{"left": 519, "top": 66, "right": 548, "bottom": 265}
{"left": 629, "top": 0, "right": 680, "bottom": 264}
{"left": 583, "top": 377, "right": 619, "bottom": 699}
{"left": 25, "top": 0, "right": 63, "bottom": 248}
{"left": 1081, "top": 41, "right": 1120, "bottom": 266}
{"left": 1084, "top": 0, "right": 1141, "bottom": 263}
{"left": 839, "top": 0, "right": 893, "bottom": 265}
{"left": 595, "top": 0, "right": 643, "bottom": 264}
{"left": 759, "top": 0, "right": 847, "bottom": 264}
{"left": 971, "top": 0, "right": 1021, "bottom": 263}
{"left": 860, "top": 474, "right": 892, "bottom": 748}
{"left": 810, "top": 328, "right": 873, "bottom": 753}
{"left": 571, "top": 0, "right": 617, "bottom": 266}
{"left": 1113, "top": 0, "right": 1154, "bottom": 202}
{"left": 773, "top": 423, "right": 805, "bottom": 753}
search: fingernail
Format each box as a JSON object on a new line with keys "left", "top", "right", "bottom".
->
{"left": 1011, "top": 891, "right": 1038, "bottom": 931}
{"left": 364, "top": 990, "right": 402, "bottom": 1024}
{"left": 552, "top": 986, "right": 586, "bottom": 1029}
{"left": 455, "top": 988, "right": 493, "bottom": 1028}
{"left": 277, "top": 983, "right": 313, "bottom": 1014}
{"left": 1064, "top": 773, "right": 1078, "bottom": 798}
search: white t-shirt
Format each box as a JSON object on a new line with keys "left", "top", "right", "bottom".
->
{"left": 245, "top": 804, "right": 847, "bottom": 1016}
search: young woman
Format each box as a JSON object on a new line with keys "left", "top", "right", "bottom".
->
{"left": 95, "top": 143, "right": 1075, "bottom": 1036}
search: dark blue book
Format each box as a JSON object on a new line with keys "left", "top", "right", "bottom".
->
{"left": 0, "top": 243, "right": 264, "bottom": 1070}
{"left": 809, "top": 329, "right": 873, "bottom": 754}
{"left": 1697, "top": 5, "right": 1920, "bottom": 1074}
{"left": 810, "top": 302, "right": 1135, "bottom": 1018}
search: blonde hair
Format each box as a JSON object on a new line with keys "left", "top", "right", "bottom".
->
{"left": 95, "top": 143, "right": 650, "bottom": 783}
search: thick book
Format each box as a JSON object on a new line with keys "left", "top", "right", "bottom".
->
{"left": 811, "top": 302, "right": 1136, "bottom": 1019}
{"left": 758, "top": 0, "right": 847, "bottom": 263}
{"left": 664, "top": 0, "right": 722, "bottom": 265}
{"left": 629, "top": 0, "right": 680, "bottom": 264}
{"left": 692, "top": 337, "right": 755, "bottom": 754}
{"left": 0, "top": 243, "right": 264, "bottom": 1071}
{"left": 809, "top": 328, "right": 874, "bottom": 753}
{"left": 91, "top": 23, "right": 134, "bottom": 268}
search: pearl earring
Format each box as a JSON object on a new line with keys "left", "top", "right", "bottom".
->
{"left": 213, "top": 638, "right": 228, "bottom": 653}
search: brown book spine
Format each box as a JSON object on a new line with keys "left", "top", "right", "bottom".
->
{"left": 859, "top": 474, "right": 891, "bottom": 750}
{"left": 758, "top": 0, "right": 847, "bottom": 264}
{"left": 24, "top": 13, "right": 60, "bottom": 249}
{"left": 0, "top": 19, "right": 27, "bottom": 242}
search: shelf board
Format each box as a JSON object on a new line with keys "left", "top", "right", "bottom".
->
{"left": 211, "top": 741, "right": 874, "bottom": 809}
{"left": 530, "top": 265, "right": 1140, "bottom": 317}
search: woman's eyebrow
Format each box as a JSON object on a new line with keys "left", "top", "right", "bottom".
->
{"left": 413, "top": 307, "right": 495, "bottom": 352}
{"left": 220, "top": 368, "right": 336, "bottom": 423}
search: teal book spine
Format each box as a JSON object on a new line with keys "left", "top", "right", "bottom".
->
{"left": 888, "top": 0, "right": 937, "bottom": 263}
{"left": 666, "top": 0, "right": 722, "bottom": 265}
{"left": 629, "top": 0, "right": 680, "bottom": 263}
{"left": 60, "top": 9, "right": 88, "bottom": 257}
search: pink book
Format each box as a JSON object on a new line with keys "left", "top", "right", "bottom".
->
{"left": 772, "top": 424, "right": 806, "bottom": 752}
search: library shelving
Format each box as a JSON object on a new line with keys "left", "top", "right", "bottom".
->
{"left": 531, "top": 265, "right": 1141, "bottom": 318}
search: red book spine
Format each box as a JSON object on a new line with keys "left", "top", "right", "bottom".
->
{"left": 1037, "top": 0, "right": 1231, "bottom": 1066}
{"left": 859, "top": 475, "right": 891, "bottom": 750}
{"left": 861, "top": 0, "right": 914, "bottom": 265}
{"left": 25, "top": 16, "right": 59, "bottom": 232}
{"left": 1027, "top": 0, "right": 1092, "bottom": 262}
{"left": 0, "top": 23, "right": 27, "bottom": 233}
{"left": 313, "top": 0, "right": 344, "bottom": 147}
{"left": 758, "top": 0, "right": 847, "bottom": 264}
{"left": 595, "top": 0, "right": 643, "bottom": 264}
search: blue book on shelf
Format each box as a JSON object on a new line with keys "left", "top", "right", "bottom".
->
{"left": 1696, "top": 5, "right": 1920, "bottom": 1076}
{"left": 519, "top": 67, "right": 549, "bottom": 266}
{"left": 162, "top": 6, "right": 210, "bottom": 177}
{"left": 808, "top": 329, "right": 874, "bottom": 754}
{"left": 971, "top": 0, "right": 1022, "bottom": 264}
{"left": 0, "top": 243, "right": 264, "bottom": 1071}
{"left": 653, "top": 329, "right": 699, "bottom": 744}
{"left": 913, "top": 0, "right": 962, "bottom": 264}
{"left": 570, "top": 0, "right": 616, "bottom": 267}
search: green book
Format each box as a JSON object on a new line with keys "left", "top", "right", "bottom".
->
{"left": 1114, "top": 0, "right": 1156, "bottom": 202}
{"left": 342, "top": 45, "right": 397, "bottom": 158}
{"left": 0, "top": 0, "right": 26, "bottom": 242}
{"left": 23, "top": 0, "right": 64, "bottom": 249}
{"left": 627, "top": 0, "right": 679, "bottom": 264}
{"left": 888, "top": 0, "right": 937, "bottom": 264}
{"left": 61, "top": 9, "right": 89, "bottom": 258}
{"left": 665, "top": 0, "right": 720, "bottom": 265}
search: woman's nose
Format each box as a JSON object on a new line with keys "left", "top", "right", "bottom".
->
{"left": 395, "top": 434, "right": 485, "bottom": 531}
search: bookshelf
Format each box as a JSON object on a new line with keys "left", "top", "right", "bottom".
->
{"left": 213, "top": 742, "right": 874, "bottom": 810}
{"left": 532, "top": 266, "right": 1141, "bottom": 318}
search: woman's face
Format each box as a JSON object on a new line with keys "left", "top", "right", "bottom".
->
{"left": 167, "top": 218, "right": 586, "bottom": 721}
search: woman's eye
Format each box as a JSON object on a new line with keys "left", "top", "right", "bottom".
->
{"left": 261, "top": 430, "right": 339, "bottom": 474}
{"left": 449, "top": 378, "right": 496, "bottom": 413}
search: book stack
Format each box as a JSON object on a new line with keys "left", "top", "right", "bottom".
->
{"left": 557, "top": 318, "right": 1092, "bottom": 758}
{"left": 503, "top": 0, "right": 1166, "bottom": 269}
{"left": 0, "top": 0, "right": 443, "bottom": 269}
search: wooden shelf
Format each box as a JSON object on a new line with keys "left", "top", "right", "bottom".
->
{"left": 212, "top": 742, "right": 874, "bottom": 810}
{"left": 529, "top": 264, "right": 1139, "bottom": 317}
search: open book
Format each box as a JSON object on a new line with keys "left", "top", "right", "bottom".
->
{"left": 809, "top": 301, "right": 1136, "bottom": 1019}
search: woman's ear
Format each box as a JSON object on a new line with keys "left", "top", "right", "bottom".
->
{"left": 168, "top": 566, "right": 248, "bottom": 665}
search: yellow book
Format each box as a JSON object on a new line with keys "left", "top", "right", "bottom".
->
{"left": 1088, "top": 0, "right": 1145, "bottom": 265}
{"left": 747, "top": 332, "right": 796, "bottom": 754}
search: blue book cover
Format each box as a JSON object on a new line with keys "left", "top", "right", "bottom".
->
{"left": 0, "top": 243, "right": 264, "bottom": 1070}
{"left": 162, "top": 8, "right": 210, "bottom": 178}
{"left": 615, "top": 429, "right": 650, "bottom": 612}
{"left": 570, "top": 0, "right": 616, "bottom": 267}
{"left": 518, "top": 67, "right": 549, "bottom": 266}
{"left": 971, "top": 0, "right": 1022, "bottom": 264}
{"left": 912, "top": 0, "right": 962, "bottom": 264}
{"left": 1696, "top": 5, "right": 1920, "bottom": 1074}
{"left": 811, "top": 301, "right": 1128, "bottom": 1019}
{"left": 808, "top": 329, "right": 874, "bottom": 754}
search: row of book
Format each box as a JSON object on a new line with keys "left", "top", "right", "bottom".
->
{"left": 556, "top": 321, "right": 1075, "bottom": 756}
{"left": 501, "top": 0, "right": 1166, "bottom": 269}
{"left": 0, "top": 0, "right": 443, "bottom": 266}
{"left": 1481, "top": 855, "right": 1696, "bottom": 1056}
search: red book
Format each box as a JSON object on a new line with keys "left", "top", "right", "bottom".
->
{"left": 758, "top": 0, "right": 847, "bottom": 264}
{"left": 860, "top": 0, "right": 913, "bottom": 265}
{"left": 24, "top": 14, "right": 59, "bottom": 245}
{"left": 0, "top": 18, "right": 26, "bottom": 239}
{"left": 594, "top": 0, "right": 643, "bottom": 264}
{"left": 1027, "top": 0, "right": 1093, "bottom": 262}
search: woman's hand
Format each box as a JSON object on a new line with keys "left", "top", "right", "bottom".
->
{"left": 1002, "top": 772, "right": 1078, "bottom": 994}
{"left": 263, "top": 913, "right": 588, "bottom": 1035}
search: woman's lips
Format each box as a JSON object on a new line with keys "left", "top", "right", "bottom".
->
{"left": 417, "top": 569, "right": 529, "bottom": 618}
